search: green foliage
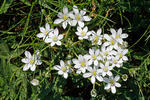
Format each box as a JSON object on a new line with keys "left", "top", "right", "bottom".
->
{"left": 0, "top": 0, "right": 150, "bottom": 100}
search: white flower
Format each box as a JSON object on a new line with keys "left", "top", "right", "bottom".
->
{"left": 103, "top": 34, "right": 118, "bottom": 50}
{"left": 75, "top": 26, "right": 92, "bottom": 40}
{"left": 54, "top": 60, "right": 70, "bottom": 79}
{"left": 99, "top": 61, "right": 113, "bottom": 77}
{"left": 110, "top": 28, "right": 128, "bottom": 44}
{"left": 21, "top": 51, "right": 42, "bottom": 71}
{"left": 104, "top": 75, "right": 121, "bottom": 94}
{"left": 54, "top": 6, "right": 72, "bottom": 29}
{"left": 90, "top": 29, "right": 103, "bottom": 45}
{"left": 122, "top": 74, "right": 128, "bottom": 81}
{"left": 100, "top": 46, "right": 112, "bottom": 60}
{"left": 88, "top": 48, "right": 101, "bottom": 66}
{"left": 110, "top": 56, "right": 123, "bottom": 68}
{"left": 37, "top": 23, "right": 53, "bottom": 42}
{"left": 30, "top": 79, "right": 39, "bottom": 86}
{"left": 69, "top": 5, "right": 91, "bottom": 27}
{"left": 72, "top": 55, "right": 92, "bottom": 74}
{"left": 116, "top": 47, "right": 128, "bottom": 61}
{"left": 83, "top": 66, "right": 103, "bottom": 84}
{"left": 45, "top": 28, "right": 63, "bottom": 46}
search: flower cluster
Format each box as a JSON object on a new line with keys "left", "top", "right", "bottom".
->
{"left": 21, "top": 5, "right": 129, "bottom": 96}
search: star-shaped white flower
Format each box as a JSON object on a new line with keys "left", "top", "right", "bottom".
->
{"left": 54, "top": 60, "right": 71, "bottom": 79}
{"left": 21, "top": 51, "right": 42, "bottom": 71}
{"left": 99, "top": 61, "right": 113, "bottom": 77}
{"left": 69, "top": 5, "right": 91, "bottom": 27}
{"left": 110, "top": 28, "right": 128, "bottom": 44}
{"left": 54, "top": 6, "right": 72, "bottom": 29}
{"left": 90, "top": 29, "right": 103, "bottom": 45}
{"left": 37, "top": 23, "right": 53, "bottom": 42}
{"left": 83, "top": 66, "right": 103, "bottom": 84}
{"left": 104, "top": 75, "right": 121, "bottom": 94}
{"left": 72, "top": 55, "right": 92, "bottom": 74}
{"left": 103, "top": 34, "right": 118, "bottom": 50}
{"left": 88, "top": 48, "right": 101, "bottom": 66}
{"left": 45, "top": 28, "right": 63, "bottom": 46}
{"left": 75, "top": 26, "right": 92, "bottom": 40}
{"left": 110, "top": 56, "right": 123, "bottom": 68}
{"left": 100, "top": 46, "right": 112, "bottom": 60}
{"left": 116, "top": 47, "right": 128, "bottom": 62}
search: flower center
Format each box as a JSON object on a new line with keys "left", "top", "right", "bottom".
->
{"left": 30, "top": 59, "right": 34, "bottom": 64}
{"left": 63, "top": 15, "right": 68, "bottom": 20}
{"left": 104, "top": 51, "right": 108, "bottom": 56}
{"left": 53, "top": 36, "right": 57, "bottom": 41}
{"left": 103, "top": 67, "right": 108, "bottom": 72}
{"left": 45, "top": 31, "right": 49, "bottom": 35}
{"left": 119, "top": 53, "right": 123, "bottom": 58}
{"left": 94, "top": 36, "right": 99, "bottom": 44}
{"left": 92, "top": 55, "right": 96, "bottom": 60}
{"left": 61, "top": 66, "right": 66, "bottom": 72}
{"left": 92, "top": 71, "right": 96, "bottom": 75}
{"left": 111, "top": 39, "right": 115, "bottom": 45}
{"left": 113, "top": 59, "right": 117, "bottom": 64}
{"left": 81, "top": 31, "right": 85, "bottom": 37}
{"left": 76, "top": 15, "right": 81, "bottom": 20}
{"left": 122, "top": 75, "right": 127, "bottom": 79}
{"left": 110, "top": 80, "right": 115, "bottom": 85}
{"left": 116, "top": 35, "right": 119, "bottom": 39}
{"left": 81, "top": 61, "right": 85, "bottom": 67}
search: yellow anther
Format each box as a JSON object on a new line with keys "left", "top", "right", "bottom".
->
{"left": 81, "top": 61, "right": 85, "bottom": 67}
{"left": 104, "top": 67, "right": 108, "bottom": 72}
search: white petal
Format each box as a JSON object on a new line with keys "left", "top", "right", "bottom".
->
{"left": 69, "top": 13, "right": 75, "bottom": 19}
{"left": 123, "top": 49, "right": 128, "bottom": 55}
{"left": 123, "top": 56, "right": 128, "bottom": 61}
{"left": 107, "top": 71, "right": 112, "bottom": 76}
{"left": 56, "top": 41, "right": 61, "bottom": 46}
{"left": 25, "top": 51, "right": 32, "bottom": 58}
{"left": 72, "top": 59, "right": 79, "bottom": 64}
{"left": 54, "top": 65, "right": 60, "bottom": 70}
{"left": 63, "top": 6, "right": 68, "bottom": 14}
{"left": 91, "top": 76, "right": 96, "bottom": 84}
{"left": 45, "top": 23, "right": 50, "bottom": 30}
{"left": 83, "top": 26, "right": 88, "bottom": 32}
{"left": 40, "top": 27, "right": 45, "bottom": 33}
{"left": 104, "top": 34, "right": 111, "bottom": 41}
{"left": 60, "top": 60, "right": 65, "bottom": 67}
{"left": 21, "top": 58, "right": 29, "bottom": 63}
{"left": 110, "top": 28, "right": 116, "bottom": 35}
{"left": 114, "top": 75, "right": 120, "bottom": 81}
{"left": 30, "top": 64, "right": 36, "bottom": 71}
{"left": 94, "top": 60, "right": 98, "bottom": 66}
{"left": 111, "top": 86, "right": 116, "bottom": 94}
{"left": 58, "top": 12, "right": 63, "bottom": 18}
{"left": 104, "top": 84, "right": 111, "bottom": 90}
{"left": 54, "top": 19, "right": 64, "bottom": 24}
{"left": 23, "top": 64, "right": 30, "bottom": 71}
{"left": 89, "top": 48, "right": 94, "bottom": 55}
{"left": 71, "top": 20, "right": 77, "bottom": 26}
{"left": 121, "top": 33, "right": 128, "bottom": 38}
{"left": 58, "top": 70, "right": 63, "bottom": 75}
{"left": 37, "top": 33, "right": 45, "bottom": 38}
{"left": 96, "top": 76, "right": 103, "bottom": 82}
{"left": 63, "top": 73, "right": 68, "bottom": 79}
{"left": 97, "top": 28, "right": 102, "bottom": 35}
{"left": 115, "top": 83, "right": 121, "bottom": 87}
{"left": 117, "top": 28, "right": 122, "bottom": 35}
{"left": 80, "top": 9, "right": 86, "bottom": 15}
{"left": 51, "top": 42, "right": 55, "bottom": 46}
{"left": 78, "top": 21, "right": 84, "bottom": 27}
{"left": 54, "top": 28, "right": 59, "bottom": 35}
{"left": 62, "top": 21, "right": 67, "bottom": 29}
{"left": 73, "top": 5, "right": 79, "bottom": 14}
{"left": 44, "top": 37, "right": 51, "bottom": 43}
{"left": 83, "top": 73, "right": 92, "bottom": 78}
{"left": 83, "top": 16, "right": 91, "bottom": 21}
{"left": 36, "top": 60, "right": 42, "bottom": 65}
{"left": 58, "top": 35, "right": 63, "bottom": 40}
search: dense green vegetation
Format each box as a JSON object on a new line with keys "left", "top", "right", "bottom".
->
{"left": 0, "top": 0, "right": 150, "bottom": 100}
